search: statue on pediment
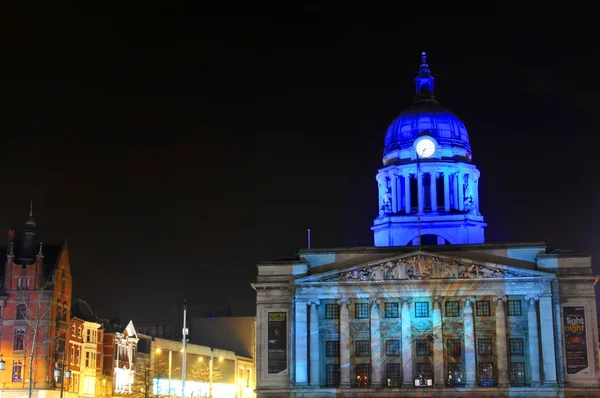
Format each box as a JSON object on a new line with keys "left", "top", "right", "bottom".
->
{"left": 383, "top": 261, "right": 397, "bottom": 280}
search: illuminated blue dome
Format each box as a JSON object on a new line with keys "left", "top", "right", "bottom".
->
{"left": 382, "top": 53, "right": 472, "bottom": 165}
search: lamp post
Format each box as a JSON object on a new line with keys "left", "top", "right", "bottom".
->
{"left": 53, "top": 362, "right": 71, "bottom": 398}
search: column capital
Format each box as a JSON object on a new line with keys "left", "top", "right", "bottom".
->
{"left": 495, "top": 296, "right": 507, "bottom": 304}
{"left": 337, "top": 298, "right": 351, "bottom": 306}
{"left": 429, "top": 171, "right": 439, "bottom": 178}
{"left": 432, "top": 296, "right": 443, "bottom": 309}
{"left": 461, "top": 296, "right": 475, "bottom": 304}
{"left": 400, "top": 297, "right": 412, "bottom": 306}
{"left": 295, "top": 298, "right": 308, "bottom": 304}
{"left": 525, "top": 294, "right": 540, "bottom": 304}
{"left": 369, "top": 297, "right": 381, "bottom": 307}
{"left": 308, "top": 299, "right": 320, "bottom": 306}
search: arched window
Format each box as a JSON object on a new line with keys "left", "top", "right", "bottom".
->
{"left": 57, "top": 301, "right": 62, "bottom": 322}
{"left": 62, "top": 301, "right": 68, "bottom": 321}
{"left": 61, "top": 274, "right": 66, "bottom": 295}
{"left": 16, "top": 304, "right": 27, "bottom": 320}
{"left": 13, "top": 328, "right": 25, "bottom": 350}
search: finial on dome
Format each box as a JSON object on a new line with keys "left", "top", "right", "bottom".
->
{"left": 415, "top": 52, "right": 435, "bottom": 101}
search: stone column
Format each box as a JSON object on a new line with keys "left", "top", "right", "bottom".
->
{"left": 552, "top": 280, "right": 565, "bottom": 385}
{"left": 370, "top": 298, "right": 382, "bottom": 388}
{"left": 377, "top": 176, "right": 385, "bottom": 214}
{"left": 432, "top": 297, "right": 444, "bottom": 387}
{"left": 463, "top": 297, "right": 476, "bottom": 387}
{"left": 539, "top": 295, "right": 557, "bottom": 385}
{"left": 338, "top": 298, "right": 351, "bottom": 388}
{"left": 404, "top": 174, "right": 411, "bottom": 214}
{"left": 390, "top": 174, "right": 398, "bottom": 214}
{"left": 417, "top": 171, "right": 424, "bottom": 214}
{"left": 495, "top": 296, "right": 509, "bottom": 387}
{"left": 443, "top": 172, "right": 450, "bottom": 212}
{"left": 473, "top": 176, "right": 480, "bottom": 214}
{"left": 295, "top": 300, "right": 308, "bottom": 385}
{"left": 457, "top": 172, "right": 465, "bottom": 211}
{"left": 309, "top": 299, "right": 320, "bottom": 386}
{"left": 401, "top": 298, "right": 413, "bottom": 387}
{"left": 526, "top": 294, "right": 541, "bottom": 386}
{"left": 429, "top": 172, "right": 438, "bottom": 212}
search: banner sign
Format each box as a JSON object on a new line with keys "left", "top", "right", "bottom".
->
{"left": 267, "top": 312, "right": 287, "bottom": 374}
{"left": 564, "top": 306, "right": 588, "bottom": 374}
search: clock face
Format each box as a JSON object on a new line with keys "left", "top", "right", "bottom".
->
{"left": 416, "top": 138, "right": 436, "bottom": 158}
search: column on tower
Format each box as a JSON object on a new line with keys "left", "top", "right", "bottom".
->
{"left": 338, "top": 299, "right": 351, "bottom": 388}
{"left": 429, "top": 172, "right": 438, "bottom": 212}
{"left": 473, "top": 175, "right": 480, "bottom": 214}
{"left": 443, "top": 171, "right": 450, "bottom": 212}
{"left": 457, "top": 172, "right": 465, "bottom": 211}
{"left": 463, "top": 297, "right": 475, "bottom": 387}
{"left": 404, "top": 173, "right": 411, "bottom": 214}
{"left": 432, "top": 297, "right": 444, "bottom": 386}
{"left": 495, "top": 296, "right": 509, "bottom": 387}
{"left": 309, "top": 299, "right": 320, "bottom": 386}
{"left": 377, "top": 176, "right": 386, "bottom": 214}
{"left": 417, "top": 171, "right": 424, "bottom": 214}
{"left": 390, "top": 174, "right": 398, "bottom": 214}
{"left": 539, "top": 295, "right": 557, "bottom": 385}
{"left": 401, "top": 298, "right": 413, "bottom": 387}
{"left": 295, "top": 300, "right": 308, "bottom": 385}
{"left": 370, "top": 298, "right": 382, "bottom": 388}
{"left": 526, "top": 295, "right": 541, "bottom": 386}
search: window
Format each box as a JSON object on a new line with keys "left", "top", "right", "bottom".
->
{"left": 355, "top": 303, "right": 369, "bottom": 319}
{"left": 12, "top": 360, "right": 23, "bottom": 382}
{"left": 13, "top": 329, "right": 25, "bottom": 350}
{"left": 416, "top": 339, "right": 431, "bottom": 356}
{"left": 415, "top": 302, "right": 429, "bottom": 318}
{"left": 85, "top": 352, "right": 90, "bottom": 367}
{"left": 325, "top": 304, "right": 339, "bottom": 319}
{"left": 416, "top": 362, "right": 432, "bottom": 380}
{"left": 78, "top": 326, "right": 82, "bottom": 337}
{"left": 507, "top": 300, "right": 522, "bottom": 316}
{"left": 61, "top": 275, "right": 66, "bottom": 295}
{"left": 71, "top": 346, "right": 75, "bottom": 363}
{"left": 385, "top": 363, "right": 401, "bottom": 387}
{"left": 57, "top": 304, "right": 62, "bottom": 323}
{"left": 476, "top": 301, "right": 491, "bottom": 316}
{"left": 76, "top": 347, "right": 80, "bottom": 363}
{"left": 325, "top": 364, "right": 339, "bottom": 386}
{"left": 447, "top": 362, "right": 464, "bottom": 386}
{"left": 477, "top": 338, "right": 493, "bottom": 356}
{"left": 445, "top": 301, "right": 460, "bottom": 317}
{"left": 447, "top": 339, "right": 461, "bottom": 357}
{"left": 72, "top": 323, "right": 76, "bottom": 336}
{"left": 509, "top": 338, "right": 524, "bottom": 355}
{"left": 386, "top": 339, "right": 400, "bottom": 356}
{"left": 510, "top": 362, "right": 525, "bottom": 386}
{"left": 87, "top": 329, "right": 91, "bottom": 343}
{"left": 326, "top": 340, "right": 339, "bottom": 357}
{"left": 16, "top": 304, "right": 27, "bottom": 320}
{"left": 355, "top": 340, "right": 370, "bottom": 357}
{"left": 0, "top": 305, "right": 3, "bottom": 318}
{"left": 385, "top": 302, "right": 399, "bottom": 318}
{"left": 355, "top": 363, "right": 370, "bottom": 387}
{"left": 478, "top": 362, "right": 494, "bottom": 387}
{"left": 62, "top": 301, "right": 68, "bottom": 321}
{"left": 17, "top": 278, "right": 29, "bottom": 290}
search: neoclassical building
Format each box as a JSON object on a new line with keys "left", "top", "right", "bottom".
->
{"left": 253, "top": 54, "right": 600, "bottom": 397}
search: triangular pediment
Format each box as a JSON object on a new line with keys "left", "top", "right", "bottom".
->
{"left": 298, "top": 251, "right": 554, "bottom": 283}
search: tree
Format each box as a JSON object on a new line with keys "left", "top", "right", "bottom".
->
{"left": 22, "top": 287, "right": 55, "bottom": 398}
{"left": 131, "top": 355, "right": 179, "bottom": 398}
{"left": 188, "top": 359, "right": 222, "bottom": 398}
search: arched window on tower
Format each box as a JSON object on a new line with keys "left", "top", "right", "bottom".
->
{"left": 61, "top": 274, "right": 66, "bottom": 295}
{"left": 63, "top": 301, "right": 68, "bottom": 321}
{"left": 57, "top": 301, "right": 62, "bottom": 323}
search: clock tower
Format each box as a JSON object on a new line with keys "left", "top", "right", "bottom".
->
{"left": 372, "top": 53, "right": 486, "bottom": 246}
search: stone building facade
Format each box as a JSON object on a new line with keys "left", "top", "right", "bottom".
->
{"left": 252, "top": 54, "right": 600, "bottom": 397}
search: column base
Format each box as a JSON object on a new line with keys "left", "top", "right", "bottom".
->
{"left": 434, "top": 382, "right": 444, "bottom": 388}
{"left": 371, "top": 382, "right": 382, "bottom": 388}
{"left": 543, "top": 381, "right": 557, "bottom": 387}
{"left": 530, "top": 381, "right": 542, "bottom": 387}
{"left": 340, "top": 382, "right": 351, "bottom": 389}
{"left": 309, "top": 382, "right": 320, "bottom": 387}
{"left": 295, "top": 382, "right": 308, "bottom": 387}
{"left": 497, "top": 381, "right": 509, "bottom": 388}
{"left": 402, "top": 382, "right": 413, "bottom": 388}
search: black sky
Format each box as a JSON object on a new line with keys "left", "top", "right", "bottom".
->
{"left": 0, "top": 4, "right": 598, "bottom": 322}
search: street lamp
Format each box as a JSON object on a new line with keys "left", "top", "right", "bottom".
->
{"left": 54, "top": 363, "right": 71, "bottom": 398}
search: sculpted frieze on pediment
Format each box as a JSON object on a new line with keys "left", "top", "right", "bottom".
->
{"left": 323, "top": 255, "right": 526, "bottom": 282}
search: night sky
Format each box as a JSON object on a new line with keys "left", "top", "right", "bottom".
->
{"left": 0, "top": 5, "right": 597, "bottom": 323}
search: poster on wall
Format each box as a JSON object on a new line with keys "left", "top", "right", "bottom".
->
{"left": 564, "top": 306, "right": 588, "bottom": 374}
{"left": 267, "top": 311, "right": 287, "bottom": 374}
